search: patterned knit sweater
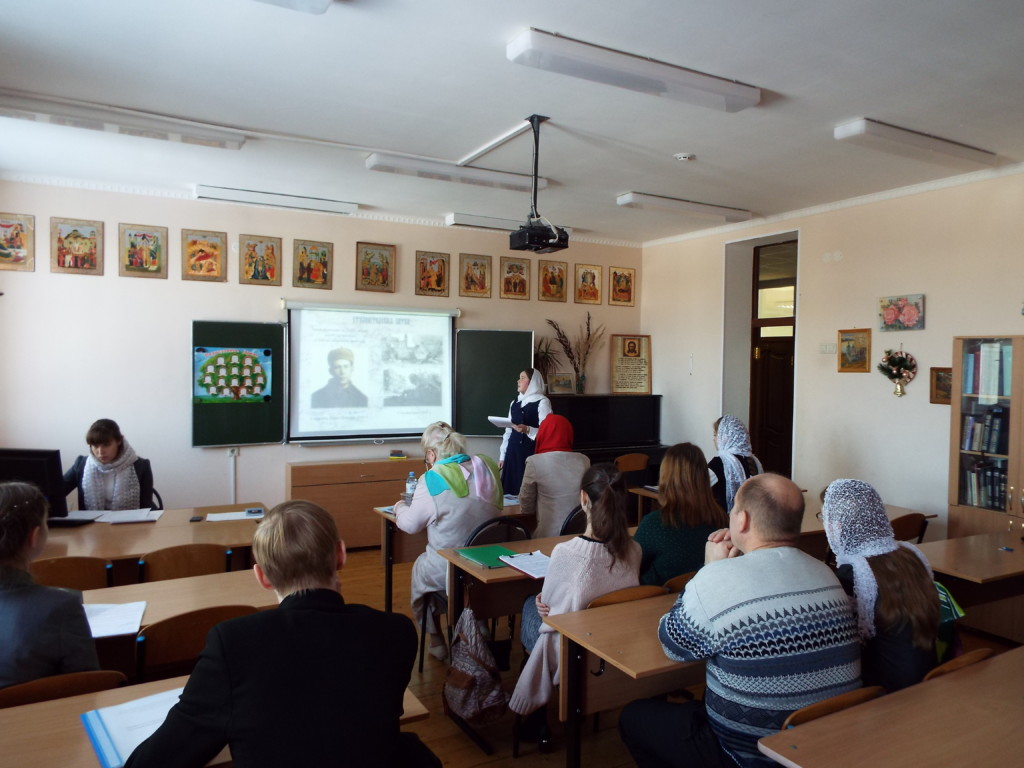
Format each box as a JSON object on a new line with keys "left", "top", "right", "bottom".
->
{"left": 659, "top": 547, "right": 861, "bottom": 767}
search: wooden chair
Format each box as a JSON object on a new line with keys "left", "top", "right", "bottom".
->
{"left": 781, "top": 686, "right": 885, "bottom": 729}
{"left": 136, "top": 605, "right": 256, "bottom": 682}
{"left": 558, "top": 505, "right": 587, "bottom": 536}
{"left": 587, "top": 584, "right": 666, "bottom": 609}
{"left": 663, "top": 571, "right": 698, "bottom": 594}
{"left": 138, "top": 543, "right": 232, "bottom": 582}
{"left": 923, "top": 647, "right": 995, "bottom": 681}
{"left": 0, "top": 670, "right": 127, "bottom": 709}
{"left": 796, "top": 529, "right": 831, "bottom": 563}
{"left": 614, "top": 452, "right": 650, "bottom": 485}
{"left": 889, "top": 512, "right": 928, "bottom": 543}
{"left": 30, "top": 556, "right": 112, "bottom": 590}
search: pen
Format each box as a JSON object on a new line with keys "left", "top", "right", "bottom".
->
{"left": 997, "top": 546, "right": 1014, "bottom": 552}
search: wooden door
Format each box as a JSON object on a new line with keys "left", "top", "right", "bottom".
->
{"left": 749, "top": 337, "right": 794, "bottom": 476}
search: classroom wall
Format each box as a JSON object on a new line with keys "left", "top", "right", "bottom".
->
{"left": 0, "top": 180, "right": 641, "bottom": 511}
{"left": 642, "top": 169, "right": 1024, "bottom": 536}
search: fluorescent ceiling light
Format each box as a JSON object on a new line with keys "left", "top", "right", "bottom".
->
{"left": 252, "top": 0, "right": 333, "bottom": 13}
{"left": 444, "top": 213, "right": 522, "bottom": 231}
{"left": 834, "top": 118, "right": 997, "bottom": 169}
{"left": 617, "top": 192, "right": 752, "bottom": 223}
{"left": 366, "top": 152, "right": 543, "bottom": 192}
{"left": 507, "top": 28, "right": 761, "bottom": 113}
{"left": 196, "top": 185, "right": 358, "bottom": 214}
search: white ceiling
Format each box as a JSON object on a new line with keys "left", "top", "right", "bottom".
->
{"left": 2, "top": 0, "right": 1023, "bottom": 246}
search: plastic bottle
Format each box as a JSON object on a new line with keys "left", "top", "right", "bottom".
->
{"left": 405, "top": 471, "right": 417, "bottom": 501}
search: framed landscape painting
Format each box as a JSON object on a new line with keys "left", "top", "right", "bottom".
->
{"left": 51, "top": 217, "right": 103, "bottom": 275}
{"left": 294, "top": 239, "right": 333, "bottom": 290}
{"left": 415, "top": 250, "right": 449, "bottom": 297}
{"left": 0, "top": 212, "right": 34, "bottom": 272}
{"left": 538, "top": 259, "right": 568, "bottom": 302}
{"left": 838, "top": 328, "right": 871, "bottom": 373}
{"left": 356, "top": 241, "right": 396, "bottom": 292}
{"left": 499, "top": 256, "right": 529, "bottom": 300}
{"left": 118, "top": 223, "right": 168, "bottom": 279}
{"left": 182, "top": 229, "right": 228, "bottom": 282}
{"left": 459, "top": 253, "right": 492, "bottom": 298}
{"left": 239, "top": 234, "right": 282, "bottom": 286}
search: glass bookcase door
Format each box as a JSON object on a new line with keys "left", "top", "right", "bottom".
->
{"left": 956, "top": 338, "right": 1013, "bottom": 511}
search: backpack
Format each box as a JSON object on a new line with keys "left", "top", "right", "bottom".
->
{"left": 442, "top": 607, "right": 510, "bottom": 724}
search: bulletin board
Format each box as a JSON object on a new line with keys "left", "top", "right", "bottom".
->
{"left": 192, "top": 321, "right": 286, "bottom": 447}
{"left": 454, "top": 329, "right": 534, "bottom": 437}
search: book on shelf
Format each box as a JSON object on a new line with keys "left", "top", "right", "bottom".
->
{"left": 81, "top": 687, "right": 183, "bottom": 768}
{"left": 455, "top": 544, "right": 516, "bottom": 569}
{"left": 1001, "top": 342, "right": 1013, "bottom": 396}
{"left": 963, "top": 351, "right": 975, "bottom": 395}
{"left": 498, "top": 550, "right": 551, "bottom": 579}
{"left": 979, "top": 342, "right": 1001, "bottom": 405}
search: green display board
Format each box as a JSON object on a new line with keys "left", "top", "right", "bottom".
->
{"left": 454, "top": 329, "right": 533, "bottom": 437}
{"left": 192, "top": 321, "right": 285, "bottom": 447}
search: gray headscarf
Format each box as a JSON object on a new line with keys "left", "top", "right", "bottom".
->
{"left": 715, "top": 415, "right": 763, "bottom": 512}
{"left": 822, "top": 479, "right": 932, "bottom": 639}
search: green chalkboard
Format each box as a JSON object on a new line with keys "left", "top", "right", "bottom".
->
{"left": 192, "top": 321, "right": 285, "bottom": 447}
{"left": 454, "top": 329, "right": 534, "bottom": 437}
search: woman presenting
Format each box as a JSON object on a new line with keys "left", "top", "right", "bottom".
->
{"left": 63, "top": 418, "right": 154, "bottom": 510}
{"left": 499, "top": 369, "right": 551, "bottom": 496}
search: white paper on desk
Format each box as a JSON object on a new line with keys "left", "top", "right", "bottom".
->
{"left": 81, "top": 687, "right": 183, "bottom": 768}
{"left": 498, "top": 550, "right": 550, "bottom": 579}
{"left": 643, "top": 485, "right": 659, "bottom": 492}
{"left": 206, "top": 510, "right": 265, "bottom": 521}
{"left": 95, "top": 509, "right": 161, "bottom": 524}
{"left": 64, "top": 510, "right": 104, "bottom": 521}
{"left": 503, "top": 494, "right": 519, "bottom": 507}
{"left": 84, "top": 602, "right": 147, "bottom": 638}
{"left": 487, "top": 416, "right": 514, "bottom": 430}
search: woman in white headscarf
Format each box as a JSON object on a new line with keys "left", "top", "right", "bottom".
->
{"left": 822, "top": 479, "right": 939, "bottom": 691}
{"left": 708, "top": 414, "right": 763, "bottom": 513}
{"left": 498, "top": 368, "right": 551, "bottom": 495}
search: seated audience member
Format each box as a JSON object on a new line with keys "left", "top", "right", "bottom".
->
{"left": 510, "top": 464, "right": 641, "bottom": 744}
{"left": 125, "top": 500, "right": 435, "bottom": 768}
{"left": 0, "top": 481, "right": 98, "bottom": 689}
{"left": 64, "top": 418, "right": 154, "bottom": 510}
{"left": 394, "top": 421, "right": 502, "bottom": 661}
{"left": 518, "top": 414, "right": 590, "bottom": 538}
{"left": 822, "top": 479, "right": 939, "bottom": 690}
{"left": 634, "top": 443, "right": 727, "bottom": 586}
{"left": 708, "top": 414, "right": 762, "bottom": 513}
{"left": 619, "top": 474, "right": 860, "bottom": 768}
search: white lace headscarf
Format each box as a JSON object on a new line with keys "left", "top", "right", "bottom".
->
{"left": 82, "top": 440, "right": 141, "bottom": 510}
{"left": 518, "top": 369, "right": 547, "bottom": 405}
{"left": 822, "top": 479, "right": 932, "bottom": 639}
{"left": 715, "top": 415, "right": 763, "bottom": 512}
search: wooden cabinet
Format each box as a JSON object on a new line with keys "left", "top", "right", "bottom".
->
{"left": 286, "top": 458, "right": 420, "bottom": 549}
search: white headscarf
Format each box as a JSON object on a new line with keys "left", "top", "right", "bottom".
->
{"left": 82, "top": 440, "right": 141, "bottom": 510}
{"left": 822, "top": 479, "right": 932, "bottom": 639}
{"left": 715, "top": 415, "right": 763, "bottom": 512}
{"left": 517, "top": 369, "right": 547, "bottom": 405}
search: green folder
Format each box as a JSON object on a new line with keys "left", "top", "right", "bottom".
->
{"left": 456, "top": 544, "right": 516, "bottom": 569}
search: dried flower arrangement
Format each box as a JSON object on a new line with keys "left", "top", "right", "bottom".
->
{"left": 546, "top": 312, "right": 606, "bottom": 392}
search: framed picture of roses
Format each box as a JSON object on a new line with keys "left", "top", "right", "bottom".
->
{"left": 879, "top": 294, "right": 924, "bottom": 331}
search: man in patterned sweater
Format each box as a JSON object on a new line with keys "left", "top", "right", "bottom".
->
{"left": 619, "top": 473, "right": 861, "bottom": 767}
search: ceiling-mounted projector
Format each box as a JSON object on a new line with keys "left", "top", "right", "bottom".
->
{"left": 510, "top": 114, "right": 569, "bottom": 253}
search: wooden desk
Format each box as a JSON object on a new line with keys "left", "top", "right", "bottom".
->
{"left": 628, "top": 485, "right": 658, "bottom": 521}
{"left": 917, "top": 530, "right": 1024, "bottom": 607}
{"left": 0, "top": 676, "right": 428, "bottom": 768}
{"left": 376, "top": 506, "right": 427, "bottom": 613}
{"left": 544, "top": 592, "right": 704, "bottom": 768}
{"left": 758, "top": 645, "right": 1024, "bottom": 767}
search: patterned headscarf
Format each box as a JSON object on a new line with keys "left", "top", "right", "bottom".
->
{"left": 535, "top": 414, "right": 573, "bottom": 454}
{"left": 715, "top": 415, "right": 763, "bottom": 512}
{"left": 822, "top": 479, "right": 932, "bottom": 639}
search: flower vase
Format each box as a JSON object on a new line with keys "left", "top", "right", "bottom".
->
{"left": 893, "top": 378, "right": 907, "bottom": 397}
{"left": 575, "top": 373, "right": 586, "bottom": 395}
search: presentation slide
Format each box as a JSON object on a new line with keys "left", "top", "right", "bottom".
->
{"left": 288, "top": 306, "right": 453, "bottom": 441}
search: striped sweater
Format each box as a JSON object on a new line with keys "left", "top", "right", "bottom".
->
{"left": 659, "top": 547, "right": 860, "bottom": 767}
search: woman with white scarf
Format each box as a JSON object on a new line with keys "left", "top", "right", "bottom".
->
{"left": 498, "top": 369, "right": 551, "bottom": 496}
{"left": 822, "top": 479, "right": 939, "bottom": 691}
{"left": 708, "top": 414, "right": 763, "bottom": 513}
{"left": 63, "top": 419, "right": 155, "bottom": 510}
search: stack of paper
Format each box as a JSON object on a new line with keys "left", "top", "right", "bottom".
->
{"left": 84, "top": 602, "right": 147, "bottom": 638}
{"left": 81, "top": 687, "right": 183, "bottom": 768}
{"left": 498, "top": 550, "right": 551, "bottom": 579}
{"left": 95, "top": 509, "right": 162, "bottom": 524}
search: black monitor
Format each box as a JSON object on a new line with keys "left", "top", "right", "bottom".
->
{"left": 0, "top": 448, "right": 69, "bottom": 517}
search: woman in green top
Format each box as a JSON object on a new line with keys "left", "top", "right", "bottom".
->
{"left": 634, "top": 442, "right": 727, "bottom": 586}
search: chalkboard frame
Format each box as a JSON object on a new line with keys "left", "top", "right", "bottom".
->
{"left": 454, "top": 329, "right": 534, "bottom": 437}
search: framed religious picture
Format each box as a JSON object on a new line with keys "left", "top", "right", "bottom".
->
{"left": 239, "top": 234, "right": 283, "bottom": 286}
{"left": 355, "top": 241, "right": 396, "bottom": 292}
{"left": 538, "top": 259, "right": 568, "bottom": 302}
{"left": 930, "top": 367, "right": 953, "bottom": 405}
{"left": 50, "top": 217, "right": 103, "bottom": 275}
{"left": 415, "top": 250, "right": 449, "bottom": 297}
{"left": 459, "top": 253, "right": 492, "bottom": 298}
{"left": 838, "top": 328, "right": 871, "bottom": 373}
{"left": 293, "top": 239, "right": 333, "bottom": 290}
{"left": 181, "top": 229, "right": 228, "bottom": 282}
{"left": 118, "top": 223, "right": 168, "bottom": 279}
{"left": 0, "top": 212, "right": 34, "bottom": 272}
{"left": 574, "top": 263, "right": 602, "bottom": 304}
{"left": 609, "top": 266, "right": 635, "bottom": 307}
{"left": 611, "top": 334, "right": 652, "bottom": 394}
{"left": 499, "top": 256, "right": 530, "bottom": 300}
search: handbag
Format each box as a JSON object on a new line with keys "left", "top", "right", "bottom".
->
{"left": 442, "top": 607, "right": 510, "bottom": 724}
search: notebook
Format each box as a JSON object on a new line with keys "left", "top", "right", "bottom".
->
{"left": 81, "top": 687, "right": 183, "bottom": 768}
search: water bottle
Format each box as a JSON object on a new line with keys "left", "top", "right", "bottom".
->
{"left": 404, "top": 471, "right": 417, "bottom": 503}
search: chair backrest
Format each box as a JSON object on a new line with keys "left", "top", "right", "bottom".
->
{"left": 464, "top": 515, "right": 532, "bottom": 547}
{"left": 923, "top": 647, "right": 995, "bottom": 681}
{"left": 614, "top": 452, "right": 650, "bottom": 476}
{"left": 0, "top": 670, "right": 127, "bottom": 709}
{"left": 587, "top": 585, "right": 666, "bottom": 609}
{"left": 889, "top": 512, "right": 928, "bottom": 543}
{"left": 796, "top": 529, "right": 831, "bottom": 562}
{"left": 138, "top": 543, "right": 232, "bottom": 582}
{"left": 136, "top": 605, "right": 257, "bottom": 682}
{"left": 151, "top": 488, "right": 164, "bottom": 510}
{"left": 781, "top": 686, "right": 885, "bottom": 729}
{"left": 558, "top": 505, "right": 587, "bottom": 536}
{"left": 30, "top": 556, "right": 112, "bottom": 590}
{"left": 663, "top": 571, "right": 698, "bottom": 594}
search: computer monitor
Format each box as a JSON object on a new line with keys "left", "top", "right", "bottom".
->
{"left": 0, "top": 448, "right": 69, "bottom": 517}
